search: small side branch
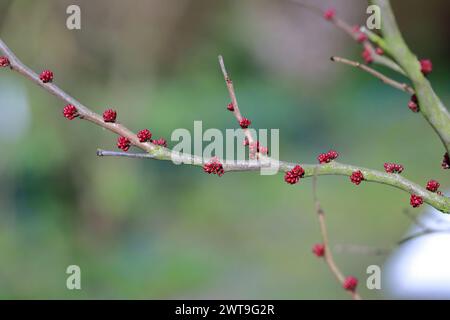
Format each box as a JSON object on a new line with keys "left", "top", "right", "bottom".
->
{"left": 218, "top": 55, "right": 255, "bottom": 146}
{"left": 289, "top": 0, "right": 405, "bottom": 75}
{"left": 312, "top": 169, "right": 362, "bottom": 300}
{"left": 331, "top": 56, "right": 414, "bottom": 94}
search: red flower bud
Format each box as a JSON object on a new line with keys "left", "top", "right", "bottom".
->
{"left": 357, "top": 33, "right": 368, "bottom": 43}
{"left": 137, "top": 129, "right": 152, "bottom": 142}
{"left": 323, "top": 8, "right": 336, "bottom": 21}
{"left": 284, "top": 165, "right": 305, "bottom": 185}
{"left": 312, "top": 243, "right": 325, "bottom": 257}
{"left": 410, "top": 194, "right": 423, "bottom": 208}
{"left": 239, "top": 118, "right": 251, "bottom": 129}
{"left": 375, "top": 47, "right": 384, "bottom": 55}
{"left": 151, "top": 138, "right": 167, "bottom": 147}
{"left": 384, "top": 163, "right": 404, "bottom": 174}
{"left": 117, "top": 136, "right": 131, "bottom": 152}
{"left": 362, "top": 48, "right": 373, "bottom": 64}
{"left": 63, "top": 104, "right": 78, "bottom": 120}
{"left": 317, "top": 150, "right": 339, "bottom": 164}
{"left": 343, "top": 276, "right": 358, "bottom": 291}
{"left": 420, "top": 59, "right": 432, "bottom": 76}
{"left": 350, "top": 170, "right": 364, "bottom": 185}
{"left": 39, "top": 70, "right": 53, "bottom": 83}
{"left": 203, "top": 158, "right": 225, "bottom": 177}
{"left": 103, "top": 109, "right": 117, "bottom": 123}
{"left": 0, "top": 56, "right": 10, "bottom": 67}
{"left": 426, "top": 180, "right": 440, "bottom": 192}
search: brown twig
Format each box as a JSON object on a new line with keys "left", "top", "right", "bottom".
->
{"left": 218, "top": 55, "right": 255, "bottom": 146}
{"left": 0, "top": 38, "right": 158, "bottom": 155}
{"left": 331, "top": 56, "right": 414, "bottom": 94}
{"left": 312, "top": 168, "right": 362, "bottom": 300}
{"left": 289, "top": 0, "right": 405, "bottom": 75}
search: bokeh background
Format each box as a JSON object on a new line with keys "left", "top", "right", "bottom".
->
{"left": 0, "top": 0, "right": 449, "bottom": 299}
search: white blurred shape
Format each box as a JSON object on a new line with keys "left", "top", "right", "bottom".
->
{"left": 384, "top": 197, "right": 450, "bottom": 299}
{"left": 0, "top": 78, "right": 30, "bottom": 142}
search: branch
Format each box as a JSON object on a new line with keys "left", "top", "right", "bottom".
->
{"left": 218, "top": 55, "right": 256, "bottom": 146}
{"left": 312, "top": 169, "right": 362, "bottom": 300}
{"left": 289, "top": 0, "right": 405, "bottom": 75}
{"left": 331, "top": 56, "right": 414, "bottom": 94}
{"left": 1, "top": 38, "right": 449, "bottom": 213}
{"left": 96, "top": 149, "right": 450, "bottom": 213}
{"left": 371, "top": 0, "right": 450, "bottom": 153}
{"left": 0, "top": 38, "right": 159, "bottom": 156}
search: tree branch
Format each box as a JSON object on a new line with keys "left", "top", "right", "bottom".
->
{"left": 331, "top": 56, "right": 414, "bottom": 94}
{"left": 218, "top": 55, "right": 256, "bottom": 146}
{"left": 0, "top": 38, "right": 161, "bottom": 156}
{"left": 371, "top": 0, "right": 450, "bottom": 154}
{"left": 96, "top": 149, "right": 450, "bottom": 213}
{"left": 1, "top": 37, "right": 449, "bottom": 213}
{"left": 312, "top": 169, "right": 362, "bottom": 300}
{"left": 288, "top": 0, "right": 405, "bottom": 74}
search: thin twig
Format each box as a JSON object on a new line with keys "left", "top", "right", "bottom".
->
{"left": 289, "top": 0, "right": 405, "bottom": 75}
{"left": 312, "top": 168, "right": 362, "bottom": 300}
{"left": 331, "top": 56, "right": 414, "bottom": 94}
{"left": 218, "top": 55, "right": 255, "bottom": 145}
{"left": 0, "top": 38, "right": 158, "bottom": 155}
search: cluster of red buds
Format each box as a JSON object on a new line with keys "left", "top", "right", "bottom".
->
{"left": 343, "top": 276, "right": 358, "bottom": 291}
{"left": 323, "top": 8, "right": 336, "bottom": 20}
{"left": 350, "top": 24, "right": 368, "bottom": 43}
{"left": 426, "top": 180, "right": 440, "bottom": 193}
{"left": 39, "top": 70, "right": 53, "bottom": 83}
{"left": 63, "top": 104, "right": 78, "bottom": 120}
{"left": 203, "top": 158, "right": 225, "bottom": 177}
{"left": 227, "top": 102, "right": 234, "bottom": 111}
{"left": 375, "top": 47, "right": 384, "bottom": 56}
{"left": 350, "top": 170, "right": 364, "bottom": 185}
{"left": 0, "top": 56, "right": 10, "bottom": 67}
{"left": 103, "top": 109, "right": 117, "bottom": 123}
{"left": 117, "top": 136, "right": 131, "bottom": 152}
{"left": 410, "top": 194, "right": 423, "bottom": 208}
{"left": 408, "top": 94, "right": 419, "bottom": 113}
{"left": 312, "top": 243, "right": 325, "bottom": 257}
{"left": 362, "top": 48, "right": 373, "bottom": 64}
{"left": 137, "top": 129, "right": 152, "bottom": 142}
{"left": 317, "top": 150, "right": 339, "bottom": 164}
{"left": 420, "top": 59, "right": 433, "bottom": 76}
{"left": 239, "top": 118, "right": 251, "bottom": 129}
{"left": 356, "top": 33, "right": 368, "bottom": 43}
{"left": 384, "top": 162, "right": 404, "bottom": 174}
{"left": 151, "top": 138, "right": 167, "bottom": 147}
{"left": 284, "top": 165, "right": 305, "bottom": 185}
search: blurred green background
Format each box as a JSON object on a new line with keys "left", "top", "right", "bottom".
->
{"left": 0, "top": 0, "right": 449, "bottom": 299}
